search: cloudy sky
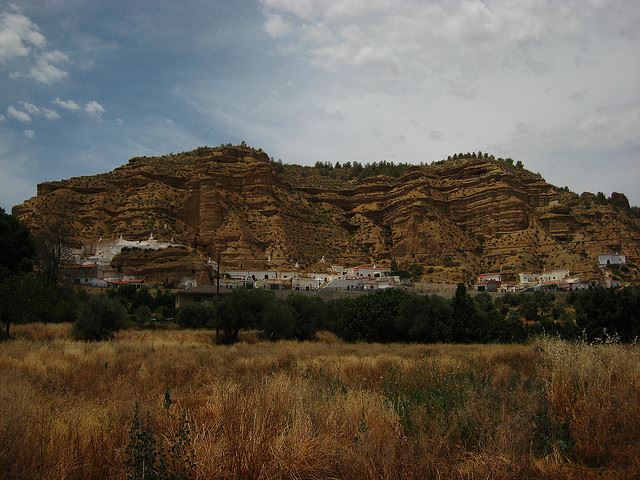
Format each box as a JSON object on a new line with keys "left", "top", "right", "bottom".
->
{"left": 1, "top": 0, "right": 639, "bottom": 210}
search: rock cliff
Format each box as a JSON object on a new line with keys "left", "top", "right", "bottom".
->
{"left": 13, "top": 145, "right": 640, "bottom": 283}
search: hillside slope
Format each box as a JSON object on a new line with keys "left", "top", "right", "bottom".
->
{"left": 13, "top": 145, "right": 640, "bottom": 283}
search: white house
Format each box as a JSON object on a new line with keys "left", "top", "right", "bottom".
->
{"left": 61, "top": 263, "right": 99, "bottom": 285}
{"left": 366, "top": 276, "right": 400, "bottom": 289}
{"left": 320, "top": 276, "right": 400, "bottom": 291}
{"left": 598, "top": 253, "right": 626, "bottom": 267}
{"left": 88, "top": 234, "right": 183, "bottom": 266}
{"left": 348, "top": 264, "right": 392, "bottom": 278}
{"left": 478, "top": 273, "right": 502, "bottom": 283}
{"left": 320, "top": 278, "right": 364, "bottom": 291}
{"left": 255, "top": 278, "right": 289, "bottom": 290}
{"left": 276, "top": 270, "right": 297, "bottom": 280}
{"left": 518, "top": 272, "right": 538, "bottom": 284}
{"left": 540, "top": 269, "right": 570, "bottom": 283}
{"left": 292, "top": 277, "right": 324, "bottom": 291}
{"left": 558, "top": 275, "right": 590, "bottom": 291}
{"left": 224, "top": 270, "right": 278, "bottom": 281}
{"left": 89, "top": 278, "right": 108, "bottom": 288}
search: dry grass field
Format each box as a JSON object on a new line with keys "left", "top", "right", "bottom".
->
{"left": 1, "top": 323, "right": 639, "bottom": 479}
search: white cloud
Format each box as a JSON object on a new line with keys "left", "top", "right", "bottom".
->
{"left": 264, "top": 14, "right": 289, "bottom": 38}
{"left": 0, "top": 10, "right": 70, "bottom": 83}
{"left": 50, "top": 98, "right": 106, "bottom": 120}
{"left": 576, "top": 105, "right": 640, "bottom": 150}
{"left": 53, "top": 97, "right": 80, "bottom": 111}
{"left": 23, "top": 129, "right": 34, "bottom": 139}
{"left": 42, "top": 107, "right": 60, "bottom": 120}
{"left": 260, "top": 0, "right": 316, "bottom": 20}
{"left": 0, "top": 11, "right": 45, "bottom": 62}
{"left": 7, "top": 105, "right": 31, "bottom": 122}
{"left": 429, "top": 130, "right": 444, "bottom": 142}
{"left": 0, "top": 113, "right": 5, "bottom": 122}
{"left": 84, "top": 100, "right": 105, "bottom": 120}
{"left": 259, "top": 0, "right": 640, "bottom": 83}
{"left": 242, "top": 0, "right": 640, "bottom": 205}
{"left": 11, "top": 102, "right": 60, "bottom": 121}
{"left": 22, "top": 102, "right": 40, "bottom": 115}
{"left": 28, "top": 50, "right": 69, "bottom": 84}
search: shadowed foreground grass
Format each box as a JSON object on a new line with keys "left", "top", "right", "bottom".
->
{"left": 1, "top": 323, "right": 639, "bottom": 479}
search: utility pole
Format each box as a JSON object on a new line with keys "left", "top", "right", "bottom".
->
{"left": 216, "top": 251, "right": 221, "bottom": 293}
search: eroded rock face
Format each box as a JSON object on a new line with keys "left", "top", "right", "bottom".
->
{"left": 13, "top": 145, "right": 640, "bottom": 282}
{"left": 610, "top": 192, "right": 630, "bottom": 210}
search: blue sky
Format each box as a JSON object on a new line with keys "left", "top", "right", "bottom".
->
{"left": 1, "top": 0, "right": 639, "bottom": 210}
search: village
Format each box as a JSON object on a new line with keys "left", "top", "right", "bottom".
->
{"left": 60, "top": 234, "right": 629, "bottom": 298}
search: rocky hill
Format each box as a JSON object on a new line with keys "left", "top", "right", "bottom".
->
{"left": 12, "top": 145, "right": 640, "bottom": 283}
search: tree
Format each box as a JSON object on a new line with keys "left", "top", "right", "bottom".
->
{"left": 33, "top": 221, "right": 73, "bottom": 288}
{"left": 176, "top": 303, "right": 216, "bottom": 329}
{"left": 217, "top": 289, "right": 274, "bottom": 344}
{"left": 0, "top": 273, "right": 39, "bottom": 338}
{"left": 134, "top": 305, "right": 153, "bottom": 324}
{"left": 72, "top": 296, "right": 127, "bottom": 341}
{"left": 395, "top": 293, "right": 452, "bottom": 342}
{"left": 0, "top": 208, "right": 34, "bottom": 278}
{"left": 0, "top": 209, "right": 35, "bottom": 338}
{"left": 451, "top": 284, "right": 477, "bottom": 342}
{"left": 472, "top": 293, "right": 502, "bottom": 342}
{"left": 284, "top": 294, "right": 326, "bottom": 340}
{"left": 334, "top": 289, "right": 411, "bottom": 342}
{"left": 261, "top": 300, "right": 297, "bottom": 340}
{"left": 573, "top": 286, "right": 640, "bottom": 342}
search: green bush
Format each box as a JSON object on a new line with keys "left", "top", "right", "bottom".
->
{"left": 72, "top": 296, "right": 127, "bottom": 341}
{"left": 281, "top": 294, "right": 325, "bottom": 340}
{"left": 217, "top": 289, "right": 274, "bottom": 344}
{"left": 175, "top": 303, "right": 215, "bottom": 329}
{"left": 135, "top": 305, "right": 152, "bottom": 323}
{"left": 261, "top": 301, "right": 297, "bottom": 340}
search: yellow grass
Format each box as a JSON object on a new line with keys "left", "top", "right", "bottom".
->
{"left": 1, "top": 323, "right": 639, "bottom": 479}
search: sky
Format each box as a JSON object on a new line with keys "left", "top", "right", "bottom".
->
{"left": 1, "top": 0, "right": 639, "bottom": 211}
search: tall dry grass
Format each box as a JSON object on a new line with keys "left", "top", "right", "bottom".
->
{"left": 0, "top": 324, "right": 638, "bottom": 479}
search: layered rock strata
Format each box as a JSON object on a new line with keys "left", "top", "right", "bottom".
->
{"left": 13, "top": 146, "right": 640, "bottom": 283}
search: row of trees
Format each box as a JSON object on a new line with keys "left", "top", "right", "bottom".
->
{"left": 443, "top": 152, "right": 524, "bottom": 169}
{"left": 328, "top": 286, "right": 575, "bottom": 344}
{"left": 171, "top": 284, "right": 638, "bottom": 345}
{"left": 276, "top": 154, "right": 528, "bottom": 182}
{"left": 308, "top": 160, "right": 417, "bottom": 180}
{"left": 176, "top": 290, "right": 325, "bottom": 344}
